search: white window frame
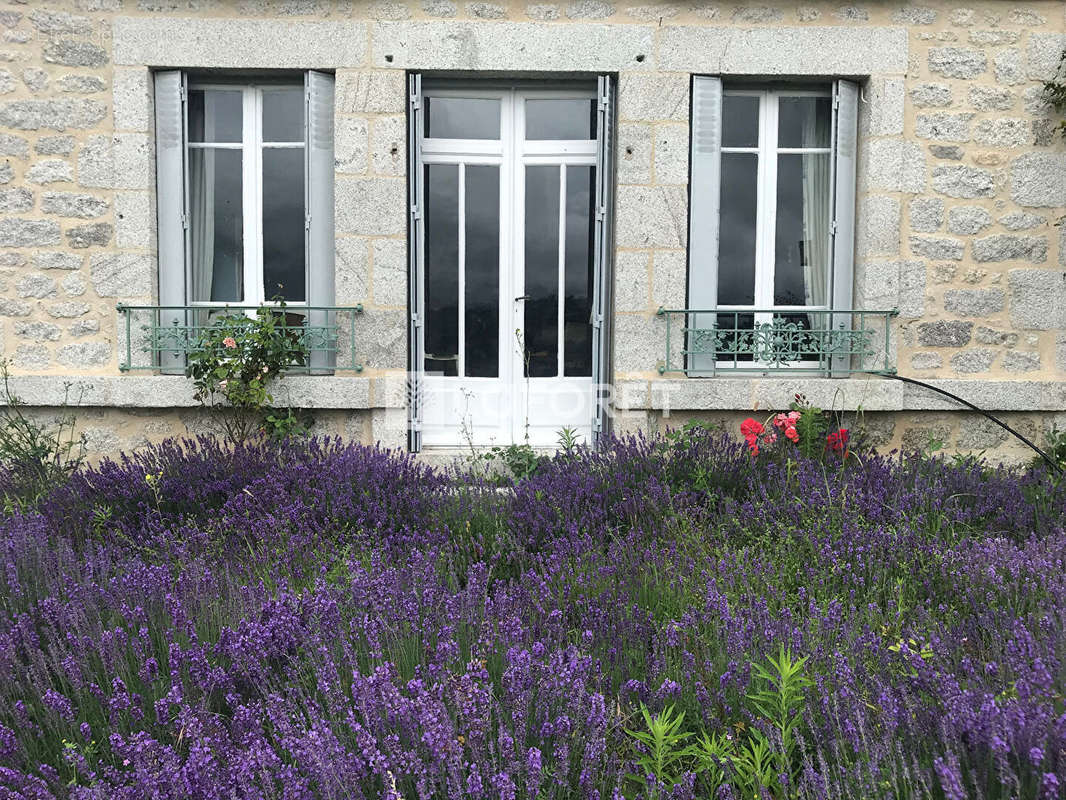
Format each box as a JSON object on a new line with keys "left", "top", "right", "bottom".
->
{"left": 718, "top": 87, "right": 833, "bottom": 320}
{"left": 417, "top": 86, "right": 597, "bottom": 381}
{"left": 186, "top": 81, "right": 306, "bottom": 308}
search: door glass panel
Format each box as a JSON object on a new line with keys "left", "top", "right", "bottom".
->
{"left": 523, "top": 165, "right": 560, "bottom": 378}
{"left": 713, "top": 312, "right": 755, "bottom": 363}
{"left": 262, "top": 148, "right": 306, "bottom": 301}
{"left": 188, "top": 89, "right": 243, "bottom": 143}
{"left": 424, "top": 97, "right": 501, "bottom": 140}
{"left": 262, "top": 87, "right": 304, "bottom": 143}
{"left": 464, "top": 165, "right": 500, "bottom": 378}
{"left": 424, "top": 164, "right": 459, "bottom": 376}
{"left": 524, "top": 99, "right": 597, "bottom": 140}
{"left": 721, "top": 95, "right": 759, "bottom": 148}
{"left": 188, "top": 148, "right": 243, "bottom": 302}
{"left": 778, "top": 96, "right": 831, "bottom": 148}
{"left": 563, "top": 166, "right": 594, "bottom": 377}
{"left": 717, "top": 153, "right": 758, "bottom": 306}
{"left": 774, "top": 153, "right": 830, "bottom": 307}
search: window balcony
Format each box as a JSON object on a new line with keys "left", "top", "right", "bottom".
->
{"left": 656, "top": 308, "right": 898, "bottom": 376}
{"left": 116, "top": 304, "right": 364, "bottom": 373}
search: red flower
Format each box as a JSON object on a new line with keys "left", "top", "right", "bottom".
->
{"left": 740, "top": 418, "right": 764, "bottom": 438}
{"left": 826, "top": 428, "right": 850, "bottom": 453}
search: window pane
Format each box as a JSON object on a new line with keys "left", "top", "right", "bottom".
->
{"left": 717, "top": 153, "right": 758, "bottom": 306}
{"left": 525, "top": 98, "right": 597, "bottom": 140}
{"left": 424, "top": 97, "right": 501, "bottom": 140}
{"left": 712, "top": 312, "right": 755, "bottom": 363}
{"left": 721, "top": 94, "right": 759, "bottom": 148}
{"left": 778, "top": 96, "right": 831, "bottom": 148}
{"left": 563, "top": 166, "right": 594, "bottom": 377}
{"left": 464, "top": 165, "right": 500, "bottom": 378}
{"left": 262, "top": 148, "right": 306, "bottom": 302}
{"left": 188, "top": 89, "right": 243, "bottom": 144}
{"left": 774, "top": 153, "right": 831, "bottom": 307}
{"left": 523, "top": 165, "right": 560, "bottom": 378}
{"left": 262, "top": 87, "right": 304, "bottom": 142}
{"left": 188, "top": 148, "right": 243, "bottom": 302}
{"left": 424, "top": 164, "right": 459, "bottom": 376}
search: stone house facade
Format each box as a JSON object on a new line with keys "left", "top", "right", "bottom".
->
{"left": 0, "top": 0, "right": 1063, "bottom": 460}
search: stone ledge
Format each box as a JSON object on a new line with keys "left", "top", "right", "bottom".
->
{"left": 617, "top": 378, "right": 1066, "bottom": 413}
{"left": 113, "top": 17, "right": 368, "bottom": 68}
{"left": 5, "top": 375, "right": 374, "bottom": 410}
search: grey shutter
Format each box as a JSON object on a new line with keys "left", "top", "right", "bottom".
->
{"left": 829, "top": 79, "right": 859, "bottom": 375}
{"left": 154, "top": 69, "right": 188, "bottom": 374}
{"left": 305, "top": 70, "right": 335, "bottom": 374}
{"left": 590, "top": 75, "right": 615, "bottom": 447}
{"left": 686, "top": 76, "right": 723, "bottom": 377}
{"left": 407, "top": 73, "right": 424, "bottom": 452}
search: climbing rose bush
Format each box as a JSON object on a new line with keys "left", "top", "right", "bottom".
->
{"left": 0, "top": 433, "right": 1064, "bottom": 798}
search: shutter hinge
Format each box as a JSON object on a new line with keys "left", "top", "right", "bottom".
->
{"left": 832, "top": 93, "right": 840, "bottom": 110}
{"left": 411, "top": 204, "right": 422, "bottom": 220}
{"left": 305, "top": 214, "right": 311, "bottom": 231}
{"left": 829, "top": 220, "right": 838, "bottom": 236}
{"left": 410, "top": 92, "right": 421, "bottom": 111}
{"left": 411, "top": 312, "right": 422, "bottom": 328}
{"left": 595, "top": 205, "right": 606, "bottom": 221}
{"left": 180, "top": 82, "right": 187, "bottom": 104}
{"left": 180, "top": 212, "right": 188, "bottom": 230}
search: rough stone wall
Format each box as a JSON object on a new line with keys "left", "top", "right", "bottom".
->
{"left": 0, "top": 0, "right": 1062, "bottom": 459}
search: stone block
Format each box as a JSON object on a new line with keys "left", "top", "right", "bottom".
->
{"left": 1008, "top": 269, "right": 1065, "bottom": 330}
{"left": 566, "top": 0, "right": 613, "bottom": 18}
{"left": 89, "top": 253, "right": 152, "bottom": 297}
{"left": 335, "top": 117, "right": 368, "bottom": 175}
{"left": 29, "top": 9, "right": 92, "bottom": 34}
{"left": 613, "top": 251, "right": 649, "bottom": 313}
{"left": 908, "top": 82, "right": 952, "bottom": 108}
{"left": 624, "top": 5, "right": 680, "bottom": 22}
{"left": 857, "top": 195, "right": 900, "bottom": 256}
{"left": 955, "top": 418, "right": 1007, "bottom": 450}
{"left": 943, "top": 288, "right": 1004, "bottom": 317}
{"left": 336, "top": 70, "right": 406, "bottom": 114}
{"left": 968, "top": 30, "right": 1018, "bottom": 47}
{"left": 928, "top": 145, "right": 963, "bottom": 161}
{"left": 113, "top": 17, "right": 368, "bottom": 68}
{"left": 335, "top": 237, "right": 369, "bottom": 305}
{"left": 12, "top": 345, "right": 49, "bottom": 371}
{"left": 371, "top": 238, "right": 406, "bottom": 307}
{"left": 931, "top": 165, "right": 994, "bottom": 199}
{"left": 336, "top": 177, "right": 405, "bottom": 236}
{"left": 651, "top": 250, "right": 686, "bottom": 310}
{"left": 1010, "top": 153, "right": 1066, "bottom": 208}
{"left": 16, "top": 273, "right": 57, "bottom": 299}
{"left": 69, "top": 319, "right": 101, "bottom": 338}
{"left": 21, "top": 68, "right": 47, "bottom": 94}
{"left": 657, "top": 26, "right": 907, "bottom": 74}
{"left": 899, "top": 260, "right": 926, "bottom": 318}
{"left": 43, "top": 39, "right": 108, "bottom": 68}
{"left": 615, "top": 186, "right": 686, "bottom": 248}
{"left": 974, "top": 326, "right": 1018, "bottom": 348}
{"left": 67, "top": 222, "right": 112, "bottom": 249}
{"left": 909, "top": 235, "right": 963, "bottom": 261}
{"left": 908, "top": 197, "right": 943, "bottom": 232}
{"left": 653, "top": 123, "right": 688, "bottom": 185}
{"left": 112, "top": 68, "right": 151, "bottom": 131}
{"left": 613, "top": 313, "right": 659, "bottom": 374}
{"left": 732, "top": 5, "right": 782, "bottom": 22}
{"left": 999, "top": 212, "right": 1045, "bottom": 232}
{"left": 41, "top": 191, "right": 108, "bottom": 219}
{"left": 370, "top": 115, "right": 405, "bottom": 177}
{"left": 0, "top": 188, "right": 32, "bottom": 213}
{"left": 114, "top": 191, "right": 153, "bottom": 249}
{"left": 915, "top": 112, "right": 973, "bottom": 143}
{"left": 619, "top": 73, "right": 688, "bottom": 122}
{"left": 56, "top": 75, "right": 107, "bottom": 94}
{"left": 910, "top": 352, "right": 942, "bottom": 370}
{"left": 0, "top": 218, "right": 61, "bottom": 247}
{"left": 468, "top": 2, "right": 508, "bottom": 18}
{"left": 616, "top": 123, "right": 651, "bottom": 185}
{"left": 1026, "top": 33, "right": 1066, "bottom": 81}
{"left": 917, "top": 320, "right": 972, "bottom": 347}
{"left": 950, "top": 348, "right": 995, "bottom": 373}
{"left": 928, "top": 47, "right": 986, "bottom": 79}
{"left": 968, "top": 86, "right": 1013, "bottom": 111}
{"left": 356, "top": 308, "right": 407, "bottom": 370}
{"left": 423, "top": 0, "right": 458, "bottom": 17}
{"left": 994, "top": 49, "right": 1024, "bottom": 86}
{"left": 113, "top": 134, "right": 152, "bottom": 190}
{"left": 0, "top": 298, "right": 32, "bottom": 317}
{"left": 62, "top": 272, "right": 86, "bottom": 297}
{"left": 973, "top": 235, "right": 1047, "bottom": 264}
{"left": 973, "top": 119, "right": 1029, "bottom": 148}
{"left": 0, "top": 133, "right": 28, "bottom": 158}
{"left": 946, "top": 205, "right": 990, "bottom": 235}
{"left": 27, "top": 159, "right": 73, "bottom": 184}
{"left": 857, "top": 259, "right": 899, "bottom": 309}
{"left": 863, "top": 77, "right": 904, "bottom": 135}
{"left": 33, "top": 252, "right": 81, "bottom": 271}
{"left": 1002, "top": 351, "right": 1041, "bottom": 373}
{"left": 866, "top": 139, "right": 925, "bottom": 193}
{"left": 57, "top": 342, "right": 111, "bottom": 368}
{"left": 525, "top": 4, "right": 560, "bottom": 20}
{"left": 36, "top": 135, "right": 75, "bottom": 156}
{"left": 46, "top": 302, "right": 90, "bottom": 318}
{"left": 14, "top": 321, "right": 62, "bottom": 342}
{"left": 77, "top": 135, "right": 113, "bottom": 189}
{"left": 892, "top": 6, "right": 936, "bottom": 24}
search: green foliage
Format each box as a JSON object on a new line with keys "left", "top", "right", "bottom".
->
{"left": 263, "top": 407, "right": 313, "bottom": 441}
{"left": 789, "top": 394, "right": 828, "bottom": 459}
{"left": 477, "top": 442, "right": 542, "bottom": 482}
{"left": 555, "top": 425, "right": 582, "bottom": 456}
{"left": 0, "top": 358, "right": 85, "bottom": 507}
{"left": 1040, "top": 425, "right": 1066, "bottom": 470}
{"left": 1041, "top": 48, "right": 1066, "bottom": 141}
{"left": 746, "top": 646, "right": 815, "bottom": 788}
{"left": 184, "top": 301, "right": 310, "bottom": 445}
{"left": 624, "top": 704, "right": 693, "bottom": 791}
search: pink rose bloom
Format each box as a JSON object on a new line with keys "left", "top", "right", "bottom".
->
{"left": 222, "top": 337, "right": 237, "bottom": 349}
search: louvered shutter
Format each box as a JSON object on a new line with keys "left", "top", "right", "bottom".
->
{"left": 591, "top": 74, "right": 615, "bottom": 447}
{"left": 407, "top": 73, "right": 425, "bottom": 452}
{"left": 686, "top": 76, "right": 723, "bottom": 377}
{"left": 830, "top": 79, "right": 859, "bottom": 375}
{"left": 305, "top": 70, "right": 335, "bottom": 374}
{"left": 154, "top": 69, "right": 188, "bottom": 374}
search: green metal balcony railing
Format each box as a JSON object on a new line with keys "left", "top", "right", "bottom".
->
{"left": 656, "top": 308, "right": 898, "bottom": 376}
{"left": 116, "top": 304, "right": 364, "bottom": 373}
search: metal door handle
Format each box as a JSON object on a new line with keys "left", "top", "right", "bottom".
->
{"left": 515, "top": 295, "right": 530, "bottom": 301}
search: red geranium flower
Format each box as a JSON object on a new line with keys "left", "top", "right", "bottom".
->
{"left": 826, "top": 428, "right": 849, "bottom": 453}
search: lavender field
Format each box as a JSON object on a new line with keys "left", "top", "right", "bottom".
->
{"left": 0, "top": 432, "right": 1063, "bottom": 799}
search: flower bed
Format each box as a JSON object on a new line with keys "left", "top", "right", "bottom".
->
{"left": 0, "top": 432, "right": 1064, "bottom": 799}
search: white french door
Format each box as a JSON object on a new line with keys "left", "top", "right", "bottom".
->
{"left": 414, "top": 84, "right": 601, "bottom": 449}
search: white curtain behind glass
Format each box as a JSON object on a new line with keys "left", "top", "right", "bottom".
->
{"left": 801, "top": 110, "right": 831, "bottom": 327}
{"left": 189, "top": 149, "right": 215, "bottom": 302}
